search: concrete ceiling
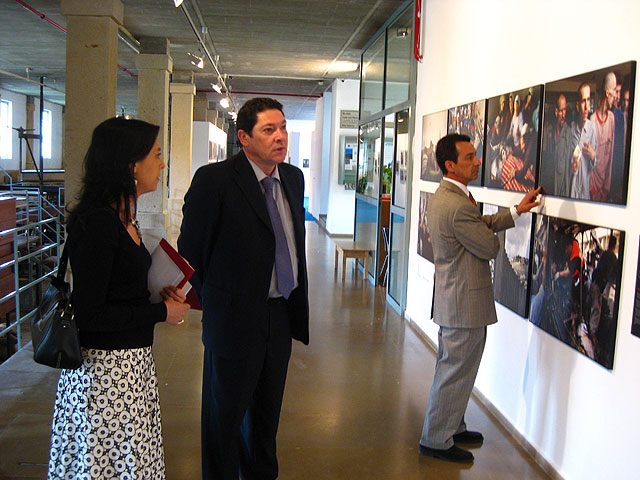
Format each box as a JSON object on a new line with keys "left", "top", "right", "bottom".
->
{"left": 0, "top": 0, "right": 409, "bottom": 121}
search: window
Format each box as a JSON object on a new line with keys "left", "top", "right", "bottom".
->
{"left": 0, "top": 99, "right": 11, "bottom": 159}
{"left": 42, "top": 109, "right": 52, "bottom": 160}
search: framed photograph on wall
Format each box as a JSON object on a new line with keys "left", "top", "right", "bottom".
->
{"left": 631, "top": 240, "right": 640, "bottom": 338}
{"left": 539, "top": 61, "right": 636, "bottom": 205}
{"left": 448, "top": 99, "right": 486, "bottom": 186}
{"left": 484, "top": 86, "right": 543, "bottom": 192}
{"left": 420, "top": 110, "right": 448, "bottom": 182}
{"left": 482, "top": 204, "right": 534, "bottom": 317}
{"left": 530, "top": 215, "right": 624, "bottom": 369}
{"left": 417, "top": 191, "right": 434, "bottom": 262}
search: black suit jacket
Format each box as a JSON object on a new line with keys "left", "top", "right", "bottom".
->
{"left": 178, "top": 151, "right": 309, "bottom": 358}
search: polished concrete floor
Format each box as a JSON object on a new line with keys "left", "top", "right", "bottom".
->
{"left": 0, "top": 222, "right": 550, "bottom": 479}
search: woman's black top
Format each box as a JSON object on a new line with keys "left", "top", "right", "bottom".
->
{"left": 67, "top": 206, "right": 167, "bottom": 350}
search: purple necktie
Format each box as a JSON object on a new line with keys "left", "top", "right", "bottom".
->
{"left": 261, "top": 176, "right": 295, "bottom": 299}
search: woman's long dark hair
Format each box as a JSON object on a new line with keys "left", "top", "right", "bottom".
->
{"left": 67, "top": 117, "right": 159, "bottom": 228}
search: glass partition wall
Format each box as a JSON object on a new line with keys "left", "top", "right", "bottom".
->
{"left": 354, "top": 1, "right": 415, "bottom": 308}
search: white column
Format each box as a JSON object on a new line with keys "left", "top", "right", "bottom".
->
{"left": 167, "top": 82, "right": 196, "bottom": 246}
{"left": 135, "top": 46, "right": 173, "bottom": 250}
{"left": 61, "top": 0, "right": 123, "bottom": 206}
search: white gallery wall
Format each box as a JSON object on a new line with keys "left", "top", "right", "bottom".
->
{"left": 326, "top": 79, "right": 359, "bottom": 235}
{"left": 405, "top": 1, "right": 640, "bottom": 479}
{"left": 286, "top": 119, "right": 314, "bottom": 196}
{"left": 0, "top": 88, "right": 63, "bottom": 171}
{"left": 0, "top": 88, "right": 63, "bottom": 172}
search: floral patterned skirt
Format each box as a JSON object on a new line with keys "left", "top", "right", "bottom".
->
{"left": 48, "top": 347, "right": 165, "bottom": 480}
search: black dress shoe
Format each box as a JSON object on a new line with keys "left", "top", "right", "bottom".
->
{"left": 419, "top": 444, "right": 474, "bottom": 463}
{"left": 453, "top": 430, "right": 484, "bottom": 445}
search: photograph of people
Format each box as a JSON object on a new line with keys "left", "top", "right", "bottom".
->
{"left": 539, "top": 61, "right": 635, "bottom": 204}
{"left": 484, "top": 86, "right": 542, "bottom": 192}
{"left": 483, "top": 204, "right": 534, "bottom": 317}
{"left": 447, "top": 100, "right": 485, "bottom": 186}
{"left": 417, "top": 191, "right": 434, "bottom": 262}
{"left": 421, "top": 110, "right": 447, "bottom": 182}
{"left": 530, "top": 215, "right": 622, "bottom": 369}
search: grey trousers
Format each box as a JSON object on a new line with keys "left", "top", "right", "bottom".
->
{"left": 420, "top": 325, "right": 487, "bottom": 449}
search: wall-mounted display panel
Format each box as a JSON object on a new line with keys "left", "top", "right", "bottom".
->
{"left": 393, "top": 110, "right": 409, "bottom": 208}
{"left": 484, "top": 86, "right": 543, "bottom": 192}
{"left": 420, "top": 110, "right": 447, "bottom": 182}
{"left": 483, "top": 204, "right": 534, "bottom": 317}
{"left": 631, "top": 239, "right": 640, "bottom": 339}
{"left": 530, "top": 215, "right": 623, "bottom": 369}
{"left": 539, "top": 61, "right": 636, "bottom": 205}
{"left": 417, "top": 191, "right": 434, "bottom": 262}
{"left": 447, "top": 100, "right": 485, "bottom": 186}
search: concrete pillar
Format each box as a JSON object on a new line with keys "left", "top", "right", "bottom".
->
{"left": 167, "top": 81, "right": 196, "bottom": 245}
{"left": 135, "top": 38, "right": 173, "bottom": 249}
{"left": 61, "top": 0, "right": 122, "bottom": 205}
{"left": 194, "top": 94, "right": 208, "bottom": 122}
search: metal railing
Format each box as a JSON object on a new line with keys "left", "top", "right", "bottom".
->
{"left": 0, "top": 188, "right": 64, "bottom": 357}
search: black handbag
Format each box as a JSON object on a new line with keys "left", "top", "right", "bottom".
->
{"left": 30, "top": 243, "right": 83, "bottom": 369}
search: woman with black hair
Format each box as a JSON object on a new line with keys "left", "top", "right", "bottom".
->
{"left": 48, "top": 117, "right": 189, "bottom": 480}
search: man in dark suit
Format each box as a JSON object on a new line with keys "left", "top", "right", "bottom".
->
{"left": 178, "top": 97, "right": 309, "bottom": 480}
{"left": 419, "top": 133, "right": 540, "bottom": 464}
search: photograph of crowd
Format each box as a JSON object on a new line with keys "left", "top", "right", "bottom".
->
{"left": 483, "top": 204, "right": 534, "bottom": 317}
{"left": 631, "top": 241, "right": 640, "bottom": 339}
{"left": 539, "top": 61, "right": 636, "bottom": 205}
{"left": 448, "top": 100, "right": 485, "bottom": 186}
{"left": 484, "top": 86, "right": 543, "bottom": 192}
{"left": 530, "top": 215, "right": 623, "bottom": 369}
{"left": 417, "top": 191, "right": 434, "bottom": 262}
{"left": 420, "top": 110, "right": 447, "bottom": 182}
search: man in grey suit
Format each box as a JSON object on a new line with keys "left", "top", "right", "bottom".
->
{"left": 419, "top": 133, "right": 541, "bottom": 463}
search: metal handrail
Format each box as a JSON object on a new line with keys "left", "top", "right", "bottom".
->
{"left": 0, "top": 165, "right": 14, "bottom": 192}
{"left": 0, "top": 189, "right": 63, "bottom": 357}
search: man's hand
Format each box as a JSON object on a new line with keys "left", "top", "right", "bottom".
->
{"left": 516, "top": 186, "right": 542, "bottom": 215}
{"left": 583, "top": 142, "right": 596, "bottom": 161}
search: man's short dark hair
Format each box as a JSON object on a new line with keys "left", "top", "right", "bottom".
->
{"left": 236, "top": 97, "right": 284, "bottom": 136}
{"left": 435, "top": 133, "right": 470, "bottom": 174}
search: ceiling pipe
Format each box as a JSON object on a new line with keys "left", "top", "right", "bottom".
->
{"left": 198, "top": 89, "right": 322, "bottom": 99}
{"left": 0, "top": 68, "right": 64, "bottom": 95}
{"left": 13, "top": 0, "right": 138, "bottom": 78}
{"left": 227, "top": 73, "right": 326, "bottom": 82}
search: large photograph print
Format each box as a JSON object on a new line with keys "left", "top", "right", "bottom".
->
{"left": 631, "top": 240, "right": 640, "bottom": 338}
{"left": 539, "top": 61, "right": 636, "bottom": 205}
{"left": 448, "top": 100, "right": 485, "bottom": 186}
{"left": 530, "top": 215, "right": 623, "bottom": 369}
{"left": 417, "top": 191, "right": 434, "bottom": 262}
{"left": 483, "top": 204, "right": 534, "bottom": 317}
{"left": 421, "top": 110, "right": 448, "bottom": 182}
{"left": 484, "top": 86, "right": 543, "bottom": 192}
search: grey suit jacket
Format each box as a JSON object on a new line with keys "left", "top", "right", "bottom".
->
{"left": 427, "top": 180, "right": 514, "bottom": 328}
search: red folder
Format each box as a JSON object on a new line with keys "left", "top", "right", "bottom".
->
{"left": 148, "top": 239, "right": 195, "bottom": 305}
{"left": 185, "top": 286, "right": 202, "bottom": 311}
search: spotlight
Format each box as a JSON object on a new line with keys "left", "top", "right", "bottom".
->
{"left": 328, "top": 61, "right": 358, "bottom": 72}
{"left": 211, "top": 83, "right": 222, "bottom": 94}
{"left": 187, "top": 52, "right": 204, "bottom": 69}
{"left": 219, "top": 97, "right": 230, "bottom": 109}
{"left": 174, "top": 0, "right": 184, "bottom": 7}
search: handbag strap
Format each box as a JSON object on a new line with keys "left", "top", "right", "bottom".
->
{"left": 57, "top": 242, "right": 69, "bottom": 283}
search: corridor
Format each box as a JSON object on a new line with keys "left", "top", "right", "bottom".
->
{"left": 0, "top": 222, "right": 549, "bottom": 479}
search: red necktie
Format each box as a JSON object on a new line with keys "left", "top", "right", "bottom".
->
{"left": 468, "top": 191, "right": 477, "bottom": 207}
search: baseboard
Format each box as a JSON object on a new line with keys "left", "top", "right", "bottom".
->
{"left": 404, "top": 313, "right": 564, "bottom": 480}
